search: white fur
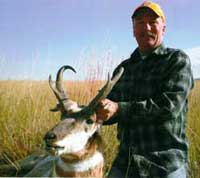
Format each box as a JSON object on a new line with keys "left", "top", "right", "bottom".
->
{"left": 56, "top": 126, "right": 98, "bottom": 155}
{"left": 57, "top": 151, "right": 103, "bottom": 172}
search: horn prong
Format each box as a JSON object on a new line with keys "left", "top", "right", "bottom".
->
{"left": 49, "top": 65, "right": 78, "bottom": 114}
{"left": 82, "top": 67, "right": 124, "bottom": 113}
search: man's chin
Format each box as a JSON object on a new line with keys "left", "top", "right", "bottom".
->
{"left": 138, "top": 43, "right": 157, "bottom": 54}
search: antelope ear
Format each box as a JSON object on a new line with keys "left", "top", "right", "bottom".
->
{"left": 50, "top": 104, "right": 60, "bottom": 112}
{"left": 87, "top": 112, "right": 98, "bottom": 124}
{"left": 50, "top": 107, "right": 59, "bottom": 112}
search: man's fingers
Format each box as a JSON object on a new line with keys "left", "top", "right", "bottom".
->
{"left": 103, "top": 102, "right": 110, "bottom": 110}
{"left": 99, "top": 99, "right": 112, "bottom": 109}
{"left": 96, "top": 99, "right": 119, "bottom": 122}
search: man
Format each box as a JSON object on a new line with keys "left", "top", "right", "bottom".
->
{"left": 96, "top": 1, "right": 194, "bottom": 178}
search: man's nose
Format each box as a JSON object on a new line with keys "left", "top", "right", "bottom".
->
{"left": 144, "top": 23, "right": 151, "bottom": 30}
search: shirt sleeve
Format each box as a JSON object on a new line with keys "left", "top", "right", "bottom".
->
{"left": 105, "top": 50, "right": 194, "bottom": 125}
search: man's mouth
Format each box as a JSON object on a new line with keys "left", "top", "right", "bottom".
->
{"left": 147, "top": 31, "right": 155, "bottom": 36}
{"left": 140, "top": 32, "right": 155, "bottom": 38}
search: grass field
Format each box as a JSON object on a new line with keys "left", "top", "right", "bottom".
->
{"left": 0, "top": 80, "right": 200, "bottom": 177}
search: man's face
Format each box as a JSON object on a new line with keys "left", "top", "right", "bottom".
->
{"left": 133, "top": 8, "right": 165, "bottom": 54}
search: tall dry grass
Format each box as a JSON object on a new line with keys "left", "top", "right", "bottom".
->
{"left": 0, "top": 80, "right": 199, "bottom": 177}
{"left": 187, "top": 81, "right": 200, "bottom": 178}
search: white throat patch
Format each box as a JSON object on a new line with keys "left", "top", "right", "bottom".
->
{"left": 57, "top": 151, "right": 103, "bottom": 172}
{"left": 55, "top": 127, "right": 97, "bottom": 155}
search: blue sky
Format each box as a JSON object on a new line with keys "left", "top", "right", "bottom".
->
{"left": 0, "top": 0, "right": 200, "bottom": 80}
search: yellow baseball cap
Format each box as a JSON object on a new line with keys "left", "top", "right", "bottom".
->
{"left": 132, "top": 1, "right": 165, "bottom": 20}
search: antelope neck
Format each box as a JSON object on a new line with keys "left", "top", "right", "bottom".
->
{"left": 56, "top": 151, "right": 103, "bottom": 173}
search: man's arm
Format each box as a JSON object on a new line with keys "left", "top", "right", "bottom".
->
{"left": 96, "top": 51, "right": 194, "bottom": 124}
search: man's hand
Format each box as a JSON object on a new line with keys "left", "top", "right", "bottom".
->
{"left": 96, "top": 99, "right": 119, "bottom": 123}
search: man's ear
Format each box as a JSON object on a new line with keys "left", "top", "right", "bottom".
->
{"left": 132, "top": 20, "right": 136, "bottom": 37}
{"left": 162, "top": 21, "right": 166, "bottom": 34}
{"left": 163, "top": 25, "right": 166, "bottom": 33}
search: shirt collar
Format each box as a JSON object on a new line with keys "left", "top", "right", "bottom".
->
{"left": 130, "top": 43, "right": 167, "bottom": 61}
{"left": 151, "top": 43, "right": 167, "bottom": 56}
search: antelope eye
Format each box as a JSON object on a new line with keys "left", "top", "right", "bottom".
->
{"left": 86, "top": 119, "right": 94, "bottom": 124}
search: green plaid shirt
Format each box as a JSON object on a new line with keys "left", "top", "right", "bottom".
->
{"left": 106, "top": 44, "right": 194, "bottom": 177}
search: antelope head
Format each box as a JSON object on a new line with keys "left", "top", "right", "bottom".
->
{"left": 44, "top": 65, "right": 124, "bottom": 159}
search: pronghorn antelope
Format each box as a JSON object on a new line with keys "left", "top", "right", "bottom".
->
{"left": 24, "top": 65, "right": 124, "bottom": 177}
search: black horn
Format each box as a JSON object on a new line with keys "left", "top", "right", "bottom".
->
{"left": 49, "top": 65, "right": 77, "bottom": 113}
{"left": 70, "top": 67, "right": 124, "bottom": 118}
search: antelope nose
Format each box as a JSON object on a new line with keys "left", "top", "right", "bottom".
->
{"left": 44, "top": 131, "right": 57, "bottom": 141}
